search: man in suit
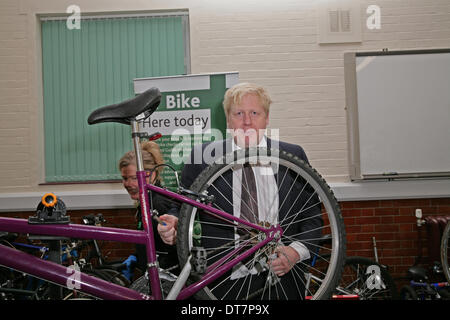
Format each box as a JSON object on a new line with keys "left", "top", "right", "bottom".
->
{"left": 158, "top": 82, "right": 322, "bottom": 298}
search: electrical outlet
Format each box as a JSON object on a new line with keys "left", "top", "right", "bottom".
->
{"left": 415, "top": 208, "right": 422, "bottom": 219}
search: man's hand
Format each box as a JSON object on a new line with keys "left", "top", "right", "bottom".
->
{"left": 157, "top": 214, "right": 178, "bottom": 245}
{"left": 268, "top": 246, "right": 300, "bottom": 277}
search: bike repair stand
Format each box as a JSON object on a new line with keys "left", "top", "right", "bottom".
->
{"left": 28, "top": 193, "right": 71, "bottom": 299}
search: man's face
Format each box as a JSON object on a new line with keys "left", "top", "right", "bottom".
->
{"left": 121, "top": 164, "right": 139, "bottom": 200}
{"left": 227, "top": 93, "right": 269, "bottom": 147}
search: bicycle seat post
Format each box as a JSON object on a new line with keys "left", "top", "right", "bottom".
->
{"left": 131, "top": 119, "right": 162, "bottom": 300}
{"left": 131, "top": 120, "right": 145, "bottom": 172}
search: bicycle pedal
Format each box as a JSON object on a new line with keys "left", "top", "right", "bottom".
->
{"left": 190, "top": 247, "right": 207, "bottom": 275}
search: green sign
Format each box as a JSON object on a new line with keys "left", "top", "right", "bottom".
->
{"left": 133, "top": 72, "right": 239, "bottom": 189}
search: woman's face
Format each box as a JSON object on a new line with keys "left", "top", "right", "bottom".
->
{"left": 121, "top": 164, "right": 156, "bottom": 200}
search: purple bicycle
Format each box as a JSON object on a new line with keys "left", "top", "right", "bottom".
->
{"left": 0, "top": 88, "right": 346, "bottom": 300}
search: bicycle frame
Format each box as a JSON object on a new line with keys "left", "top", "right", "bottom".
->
{"left": 0, "top": 186, "right": 278, "bottom": 300}
{"left": 0, "top": 123, "right": 281, "bottom": 300}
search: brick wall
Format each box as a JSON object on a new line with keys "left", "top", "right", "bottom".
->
{"left": 342, "top": 198, "right": 450, "bottom": 283}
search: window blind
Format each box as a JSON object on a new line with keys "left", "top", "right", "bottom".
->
{"left": 41, "top": 15, "right": 188, "bottom": 182}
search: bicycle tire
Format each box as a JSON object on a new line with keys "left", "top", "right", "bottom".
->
{"left": 337, "top": 256, "right": 399, "bottom": 300}
{"left": 177, "top": 147, "right": 346, "bottom": 300}
{"left": 95, "top": 268, "right": 131, "bottom": 287}
{"left": 441, "top": 221, "right": 450, "bottom": 284}
{"left": 400, "top": 285, "right": 418, "bottom": 300}
{"left": 439, "top": 287, "right": 450, "bottom": 300}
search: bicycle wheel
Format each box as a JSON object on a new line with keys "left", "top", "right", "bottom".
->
{"left": 177, "top": 147, "right": 346, "bottom": 300}
{"left": 337, "top": 256, "right": 399, "bottom": 300}
{"left": 441, "top": 221, "right": 450, "bottom": 284}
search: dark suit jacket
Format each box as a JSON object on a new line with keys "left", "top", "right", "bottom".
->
{"left": 135, "top": 189, "right": 180, "bottom": 272}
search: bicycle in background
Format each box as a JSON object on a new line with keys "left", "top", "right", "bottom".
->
{"left": 333, "top": 237, "right": 398, "bottom": 300}
{"left": 400, "top": 212, "right": 450, "bottom": 300}
{"left": 0, "top": 217, "right": 130, "bottom": 300}
{"left": 0, "top": 231, "right": 79, "bottom": 300}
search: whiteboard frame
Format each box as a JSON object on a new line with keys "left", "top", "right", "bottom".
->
{"left": 344, "top": 48, "right": 450, "bottom": 181}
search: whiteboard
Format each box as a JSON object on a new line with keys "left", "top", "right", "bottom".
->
{"left": 344, "top": 49, "right": 450, "bottom": 180}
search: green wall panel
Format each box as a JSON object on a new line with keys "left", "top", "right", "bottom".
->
{"left": 42, "top": 16, "right": 187, "bottom": 182}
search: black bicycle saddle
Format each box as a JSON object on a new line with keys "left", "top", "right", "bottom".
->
{"left": 87, "top": 87, "right": 161, "bottom": 125}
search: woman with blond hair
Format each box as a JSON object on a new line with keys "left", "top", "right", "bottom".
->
{"left": 119, "top": 141, "right": 179, "bottom": 280}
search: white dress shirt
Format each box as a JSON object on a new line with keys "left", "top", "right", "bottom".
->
{"left": 230, "top": 137, "right": 310, "bottom": 279}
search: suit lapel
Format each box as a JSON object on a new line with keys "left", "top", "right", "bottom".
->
{"left": 267, "top": 138, "right": 291, "bottom": 221}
